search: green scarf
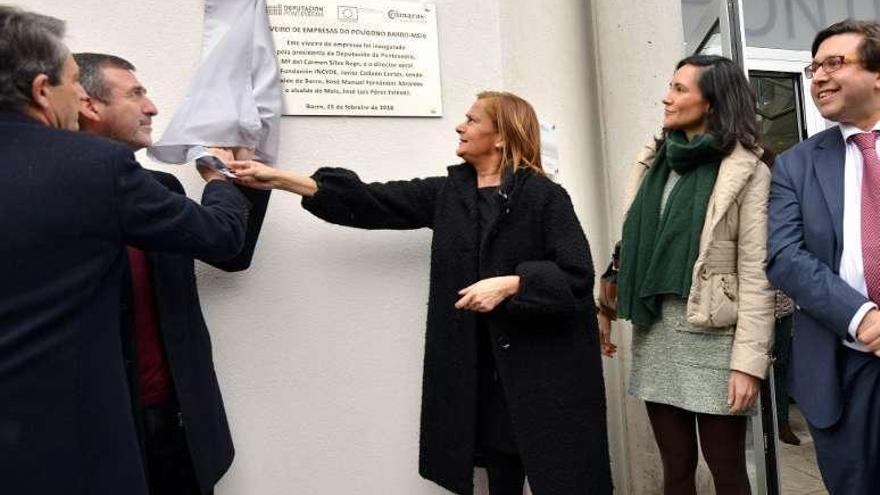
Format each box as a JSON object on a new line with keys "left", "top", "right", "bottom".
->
{"left": 617, "top": 131, "right": 723, "bottom": 327}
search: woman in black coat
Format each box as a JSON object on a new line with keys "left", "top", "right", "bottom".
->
{"left": 230, "top": 91, "right": 612, "bottom": 495}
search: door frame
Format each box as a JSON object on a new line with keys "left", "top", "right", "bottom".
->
{"left": 738, "top": 45, "right": 829, "bottom": 495}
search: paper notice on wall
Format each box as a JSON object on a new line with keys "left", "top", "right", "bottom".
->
{"left": 540, "top": 120, "right": 560, "bottom": 180}
{"left": 266, "top": 1, "right": 442, "bottom": 117}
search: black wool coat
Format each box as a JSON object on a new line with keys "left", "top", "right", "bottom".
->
{"left": 302, "top": 163, "right": 612, "bottom": 495}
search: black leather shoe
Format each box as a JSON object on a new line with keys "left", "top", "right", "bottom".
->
{"left": 779, "top": 423, "right": 801, "bottom": 446}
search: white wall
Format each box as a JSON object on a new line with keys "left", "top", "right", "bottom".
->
{"left": 590, "top": 0, "right": 685, "bottom": 492}
{"left": 15, "top": 0, "right": 631, "bottom": 493}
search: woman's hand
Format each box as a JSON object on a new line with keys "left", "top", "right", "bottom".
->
{"left": 597, "top": 312, "right": 617, "bottom": 357}
{"left": 455, "top": 276, "right": 520, "bottom": 313}
{"left": 228, "top": 161, "right": 319, "bottom": 196}
{"left": 728, "top": 370, "right": 760, "bottom": 414}
{"left": 229, "top": 160, "right": 281, "bottom": 190}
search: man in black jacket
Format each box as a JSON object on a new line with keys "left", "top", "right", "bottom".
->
{"left": 0, "top": 7, "right": 250, "bottom": 495}
{"left": 75, "top": 52, "right": 269, "bottom": 495}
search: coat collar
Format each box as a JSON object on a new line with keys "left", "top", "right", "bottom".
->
{"left": 812, "top": 129, "right": 846, "bottom": 247}
{"left": 703, "top": 142, "right": 763, "bottom": 237}
{"left": 447, "top": 162, "right": 532, "bottom": 218}
{"left": 626, "top": 138, "right": 764, "bottom": 237}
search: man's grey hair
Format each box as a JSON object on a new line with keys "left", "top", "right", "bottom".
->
{"left": 0, "top": 6, "right": 68, "bottom": 112}
{"left": 74, "top": 53, "right": 135, "bottom": 103}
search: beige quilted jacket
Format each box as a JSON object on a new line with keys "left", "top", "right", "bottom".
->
{"left": 622, "top": 139, "right": 775, "bottom": 379}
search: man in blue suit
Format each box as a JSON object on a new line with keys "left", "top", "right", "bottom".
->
{"left": 0, "top": 7, "right": 249, "bottom": 495}
{"left": 75, "top": 52, "right": 270, "bottom": 495}
{"left": 768, "top": 19, "right": 880, "bottom": 495}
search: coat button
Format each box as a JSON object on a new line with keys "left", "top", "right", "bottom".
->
{"left": 497, "top": 334, "right": 511, "bottom": 350}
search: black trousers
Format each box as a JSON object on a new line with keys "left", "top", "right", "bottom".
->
{"left": 809, "top": 348, "right": 880, "bottom": 495}
{"left": 772, "top": 315, "right": 793, "bottom": 426}
{"left": 143, "top": 402, "right": 207, "bottom": 495}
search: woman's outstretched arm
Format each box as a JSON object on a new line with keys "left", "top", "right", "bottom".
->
{"left": 230, "top": 160, "right": 444, "bottom": 230}
{"left": 230, "top": 160, "right": 317, "bottom": 196}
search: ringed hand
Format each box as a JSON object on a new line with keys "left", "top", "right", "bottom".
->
{"left": 229, "top": 160, "right": 279, "bottom": 190}
{"left": 455, "top": 276, "right": 520, "bottom": 313}
{"left": 727, "top": 370, "right": 760, "bottom": 414}
{"left": 196, "top": 163, "right": 226, "bottom": 183}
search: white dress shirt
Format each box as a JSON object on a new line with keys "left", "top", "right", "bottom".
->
{"left": 148, "top": 0, "right": 282, "bottom": 165}
{"left": 838, "top": 123, "right": 880, "bottom": 351}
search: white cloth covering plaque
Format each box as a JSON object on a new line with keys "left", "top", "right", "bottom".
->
{"left": 149, "top": 0, "right": 283, "bottom": 165}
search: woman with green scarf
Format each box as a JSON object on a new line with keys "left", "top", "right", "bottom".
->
{"left": 597, "top": 55, "right": 775, "bottom": 495}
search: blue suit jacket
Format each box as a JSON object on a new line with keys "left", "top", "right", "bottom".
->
{"left": 0, "top": 111, "right": 249, "bottom": 495}
{"left": 767, "top": 127, "right": 871, "bottom": 428}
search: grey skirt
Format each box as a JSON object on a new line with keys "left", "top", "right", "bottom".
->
{"left": 628, "top": 297, "right": 753, "bottom": 416}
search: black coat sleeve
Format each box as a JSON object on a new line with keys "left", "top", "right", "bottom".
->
{"left": 148, "top": 170, "right": 268, "bottom": 272}
{"left": 301, "top": 167, "right": 445, "bottom": 230}
{"left": 507, "top": 185, "right": 595, "bottom": 313}
{"left": 116, "top": 152, "right": 250, "bottom": 261}
{"left": 208, "top": 188, "right": 270, "bottom": 272}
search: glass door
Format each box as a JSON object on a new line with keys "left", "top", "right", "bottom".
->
{"left": 748, "top": 68, "right": 828, "bottom": 495}
{"left": 751, "top": 71, "right": 807, "bottom": 153}
{"left": 749, "top": 70, "right": 808, "bottom": 495}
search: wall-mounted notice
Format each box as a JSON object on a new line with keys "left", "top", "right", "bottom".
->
{"left": 266, "top": 1, "right": 442, "bottom": 116}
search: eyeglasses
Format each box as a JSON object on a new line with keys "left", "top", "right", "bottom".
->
{"left": 804, "top": 55, "right": 858, "bottom": 79}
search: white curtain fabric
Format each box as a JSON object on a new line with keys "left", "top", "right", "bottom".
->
{"left": 148, "top": 0, "right": 282, "bottom": 165}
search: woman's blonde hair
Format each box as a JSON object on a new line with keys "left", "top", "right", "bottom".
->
{"left": 476, "top": 91, "right": 543, "bottom": 174}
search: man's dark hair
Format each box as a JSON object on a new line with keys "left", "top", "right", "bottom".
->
{"left": 812, "top": 19, "right": 880, "bottom": 73}
{"left": 74, "top": 53, "right": 136, "bottom": 103}
{"left": 0, "top": 6, "right": 68, "bottom": 112}
{"left": 673, "top": 55, "right": 761, "bottom": 154}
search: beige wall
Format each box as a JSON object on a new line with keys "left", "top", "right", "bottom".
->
{"left": 589, "top": 0, "right": 685, "bottom": 492}
{"left": 14, "top": 0, "right": 691, "bottom": 492}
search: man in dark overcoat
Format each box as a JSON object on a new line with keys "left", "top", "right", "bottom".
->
{"left": 75, "top": 52, "right": 270, "bottom": 495}
{"left": 0, "top": 7, "right": 249, "bottom": 495}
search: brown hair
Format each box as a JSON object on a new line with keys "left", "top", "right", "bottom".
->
{"left": 476, "top": 91, "right": 543, "bottom": 174}
{"left": 812, "top": 19, "right": 880, "bottom": 73}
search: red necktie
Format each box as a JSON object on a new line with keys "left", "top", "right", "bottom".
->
{"left": 852, "top": 131, "right": 880, "bottom": 303}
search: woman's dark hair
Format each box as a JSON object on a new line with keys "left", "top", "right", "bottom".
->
{"left": 672, "top": 55, "right": 761, "bottom": 154}
{"left": 759, "top": 146, "right": 776, "bottom": 169}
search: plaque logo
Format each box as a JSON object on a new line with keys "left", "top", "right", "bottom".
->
{"left": 267, "top": 4, "right": 325, "bottom": 17}
{"left": 387, "top": 9, "right": 427, "bottom": 23}
{"left": 338, "top": 6, "right": 359, "bottom": 22}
